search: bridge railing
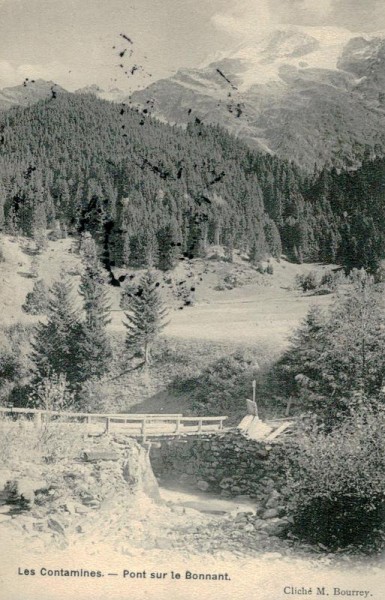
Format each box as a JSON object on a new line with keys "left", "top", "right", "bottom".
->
{"left": 0, "top": 407, "right": 228, "bottom": 441}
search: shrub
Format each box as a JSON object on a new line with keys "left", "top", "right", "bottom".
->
{"left": 177, "top": 350, "right": 261, "bottom": 416}
{"left": 0, "top": 374, "right": 86, "bottom": 464}
{"left": 0, "top": 413, "right": 85, "bottom": 466}
{"left": 295, "top": 271, "right": 319, "bottom": 292}
{"left": 0, "top": 323, "right": 33, "bottom": 406}
{"left": 31, "top": 373, "right": 75, "bottom": 412}
{"left": 320, "top": 269, "right": 347, "bottom": 290}
{"left": 280, "top": 408, "right": 385, "bottom": 552}
{"left": 30, "top": 255, "right": 39, "bottom": 278}
{"left": 22, "top": 279, "right": 49, "bottom": 315}
{"left": 266, "top": 263, "right": 274, "bottom": 275}
{"left": 223, "top": 273, "right": 238, "bottom": 289}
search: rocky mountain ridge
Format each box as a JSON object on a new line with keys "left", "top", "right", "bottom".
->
{"left": 131, "top": 26, "right": 385, "bottom": 170}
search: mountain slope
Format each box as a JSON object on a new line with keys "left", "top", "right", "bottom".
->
{"left": 131, "top": 26, "right": 385, "bottom": 171}
{"left": 74, "top": 84, "right": 126, "bottom": 103}
{"left": 0, "top": 80, "right": 67, "bottom": 111}
{"left": 1, "top": 93, "right": 385, "bottom": 271}
{"left": 0, "top": 94, "right": 306, "bottom": 264}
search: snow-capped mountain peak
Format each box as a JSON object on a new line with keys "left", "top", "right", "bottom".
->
{"left": 202, "top": 26, "right": 355, "bottom": 91}
{"left": 131, "top": 25, "right": 385, "bottom": 170}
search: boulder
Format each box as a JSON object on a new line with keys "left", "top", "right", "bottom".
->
{"left": 196, "top": 480, "right": 209, "bottom": 492}
{"left": 265, "top": 496, "right": 279, "bottom": 509}
{"left": 262, "top": 518, "right": 290, "bottom": 537}
{"left": 75, "top": 505, "right": 90, "bottom": 515}
{"left": 253, "top": 519, "right": 266, "bottom": 530}
{"left": 47, "top": 518, "right": 65, "bottom": 535}
{"left": 262, "top": 508, "right": 280, "bottom": 520}
{"left": 82, "top": 451, "right": 119, "bottom": 462}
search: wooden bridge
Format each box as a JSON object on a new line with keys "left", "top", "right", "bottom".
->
{"left": 0, "top": 407, "right": 228, "bottom": 442}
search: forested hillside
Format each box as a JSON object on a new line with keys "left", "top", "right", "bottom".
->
{"left": 306, "top": 161, "right": 385, "bottom": 272}
{"left": 0, "top": 93, "right": 384, "bottom": 271}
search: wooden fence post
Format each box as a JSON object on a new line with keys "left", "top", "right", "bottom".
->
{"left": 142, "top": 418, "right": 147, "bottom": 442}
{"left": 198, "top": 418, "right": 203, "bottom": 434}
{"left": 34, "top": 412, "right": 42, "bottom": 429}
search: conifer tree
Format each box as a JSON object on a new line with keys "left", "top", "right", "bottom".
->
{"left": 122, "top": 232, "right": 131, "bottom": 267}
{"left": 143, "top": 229, "right": 159, "bottom": 268}
{"left": 31, "top": 276, "right": 84, "bottom": 390}
{"left": 249, "top": 237, "right": 265, "bottom": 265}
{"left": 130, "top": 229, "right": 159, "bottom": 268}
{"left": 264, "top": 218, "right": 282, "bottom": 259}
{"left": 278, "top": 271, "right": 385, "bottom": 421}
{"left": 123, "top": 271, "right": 169, "bottom": 365}
{"left": 278, "top": 305, "right": 326, "bottom": 401}
{"left": 22, "top": 279, "right": 49, "bottom": 315}
{"left": 79, "top": 259, "right": 112, "bottom": 379}
{"left": 223, "top": 231, "right": 234, "bottom": 263}
{"left": 79, "top": 231, "right": 98, "bottom": 263}
{"left": 157, "top": 223, "right": 179, "bottom": 271}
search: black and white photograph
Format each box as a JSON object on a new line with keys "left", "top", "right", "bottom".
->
{"left": 0, "top": 1, "right": 384, "bottom": 598}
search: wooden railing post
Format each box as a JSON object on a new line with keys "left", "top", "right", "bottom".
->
{"left": 142, "top": 417, "right": 147, "bottom": 442}
{"left": 175, "top": 416, "right": 181, "bottom": 435}
{"left": 198, "top": 418, "right": 203, "bottom": 434}
{"left": 105, "top": 417, "right": 110, "bottom": 433}
{"left": 34, "top": 412, "right": 42, "bottom": 429}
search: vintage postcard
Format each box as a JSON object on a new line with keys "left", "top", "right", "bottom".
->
{"left": 0, "top": 0, "right": 384, "bottom": 598}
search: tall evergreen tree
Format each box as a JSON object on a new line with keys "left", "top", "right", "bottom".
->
{"left": 264, "top": 218, "right": 282, "bottom": 259}
{"left": 249, "top": 235, "right": 265, "bottom": 265}
{"left": 123, "top": 271, "right": 169, "bottom": 365}
{"left": 130, "top": 229, "right": 159, "bottom": 268}
{"left": 121, "top": 231, "right": 131, "bottom": 267}
{"left": 157, "top": 222, "right": 179, "bottom": 271}
{"left": 79, "top": 259, "right": 113, "bottom": 379}
{"left": 31, "top": 276, "right": 84, "bottom": 390}
{"left": 79, "top": 231, "right": 99, "bottom": 264}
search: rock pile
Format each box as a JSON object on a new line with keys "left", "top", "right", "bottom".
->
{"left": 0, "top": 435, "right": 161, "bottom": 548}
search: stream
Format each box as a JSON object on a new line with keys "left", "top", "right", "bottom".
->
{"left": 159, "top": 482, "right": 257, "bottom": 516}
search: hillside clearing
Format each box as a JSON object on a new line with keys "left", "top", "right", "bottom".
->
{"left": 0, "top": 235, "right": 334, "bottom": 349}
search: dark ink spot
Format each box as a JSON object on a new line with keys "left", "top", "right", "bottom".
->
{"left": 216, "top": 68, "right": 238, "bottom": 90}
{"left": 120, "top": 33, "right": 133, "bottom": 44}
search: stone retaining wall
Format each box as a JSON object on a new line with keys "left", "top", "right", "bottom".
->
{"left": 150, "top": 431, "right": 290, "bottom": 536}
{"left": 150, "top": 431, "right": 280, "bottom": 497}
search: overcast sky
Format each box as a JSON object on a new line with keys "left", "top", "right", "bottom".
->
{"left": 0, "top": 0, "right": 383, "bottom": 91}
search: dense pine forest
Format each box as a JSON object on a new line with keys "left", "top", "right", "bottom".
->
{"left": 0, "top": 93, "right": 385, "bottom": 272}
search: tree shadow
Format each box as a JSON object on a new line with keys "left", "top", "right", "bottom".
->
{"left": 20, "top": 245, "right": 40, "bottom": 257}
{"left": 17, "top": 271, "right": 37, "bottom": 279}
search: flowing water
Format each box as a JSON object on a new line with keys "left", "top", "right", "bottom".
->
{"left": 159, "top": 483, "right": 257, "bottom": 516}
